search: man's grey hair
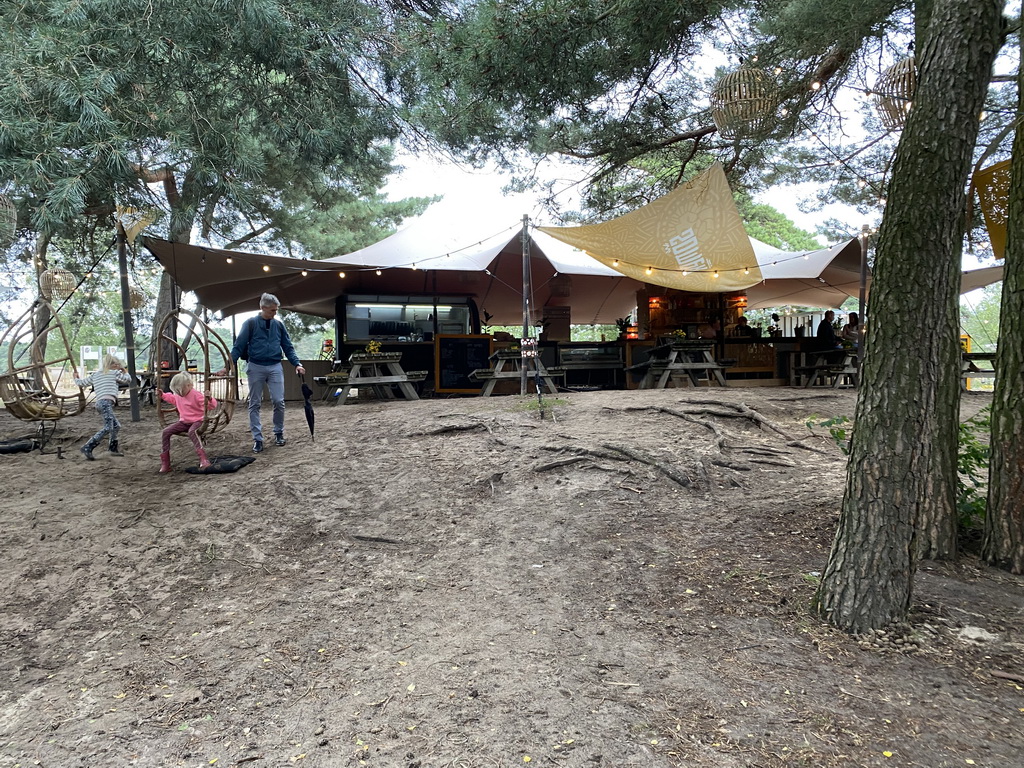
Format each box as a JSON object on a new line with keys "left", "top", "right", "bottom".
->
{"left": 260, "top": 293, "right": 280, "bottom": 308}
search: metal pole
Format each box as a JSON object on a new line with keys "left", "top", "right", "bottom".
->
{"left": 520, "top": 214, "right": 531, "bottom": 395}
{"left": 116, "top": 222, "right": 142, "bottom": 421}
{"left": 858, "top": 223, "right": 871, "bottom": 322}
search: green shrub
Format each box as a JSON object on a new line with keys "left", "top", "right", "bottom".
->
{"left": 957, "top": 406, "right": 990, "bottom": 531}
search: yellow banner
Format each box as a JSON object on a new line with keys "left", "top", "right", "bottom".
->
{"left": 538, "top": 163, "right": 760, "bottom": 291}
{"left": 972, "top": 160, "right": 1009, "bottom": 259}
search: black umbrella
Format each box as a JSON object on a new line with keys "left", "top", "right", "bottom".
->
{"left": 300, "top": 375, "right": 315, "bottom": 441}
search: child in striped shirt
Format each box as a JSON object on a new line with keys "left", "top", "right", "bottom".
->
{"left": 74, "top": 353, "right": 131, "bottom": 460}
{"left": 158, "top": 372, "right": 217, "bottom": 472}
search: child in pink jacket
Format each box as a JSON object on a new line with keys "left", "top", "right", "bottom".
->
{"left": 158, "top": 372, "right": 217, "bottom": 472}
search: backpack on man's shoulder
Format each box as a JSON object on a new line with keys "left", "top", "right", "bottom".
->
{"left": 238, "top": 317, "right": 257, "bottom": 361}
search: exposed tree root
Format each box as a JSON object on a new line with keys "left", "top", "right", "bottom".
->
{"left": 601, "top": 442, "right": 695, "bottom": 487}
{"left": 534, "top": 456, "right": 591, "bottom": 473}
{"left": 411, "top": 423, "right": 489, "bottom": 436}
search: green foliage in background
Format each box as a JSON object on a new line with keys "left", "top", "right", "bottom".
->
{"left": 957, "top": 407, "right": 991, "bottom": 531}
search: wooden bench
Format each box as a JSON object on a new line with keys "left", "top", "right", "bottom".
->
{"left": 796, "top": 361, "right": 857, "bottom": 388}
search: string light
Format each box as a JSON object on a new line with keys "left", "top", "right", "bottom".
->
{"left": 375, "top": 269, "right": 382, "bottom": 276}
{"left": 612, "top": 259, "right": 619, "bottom": 267}
{"left": 301, "top": 270, "right": 308, "bottom": 277}
{"left": 712, "top": 270, "right": 719, "bottom": 278}
{"left": 645, "top": 267, "right": 652, "bottom": 275}
{"left": 744, "top": 267, "right": 750, "bottom": 275}
{"left": 338, "top": 271, "right": 346, "bottom": 278}
{"left": 811, "top": 81, "right": 821, "bottom": 91}
{"left": 262, "top": 265, "right": 270, "bottom": 272}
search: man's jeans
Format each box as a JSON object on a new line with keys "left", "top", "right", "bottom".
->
{"left": 246, "top": 362, "right": 285, "bottom": 441}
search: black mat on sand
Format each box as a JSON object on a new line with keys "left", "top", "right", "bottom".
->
{"left": 185, "top": 455, "right": 257, "bottom": 474}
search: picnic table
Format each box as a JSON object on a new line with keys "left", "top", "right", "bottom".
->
{"left": 315, "top": 352, "right": 427, "bottom": 405}
{"left": 961, "top": 351, "right": 996, "bottom": 391}
{"left": 633, "top": 341, "right": 728, "bottom": 388}
{"left": 469, "top": 349, "right": 565, "bottom": 396}
{"left": 789, "top": 348, "right": 858, "bottom": 388}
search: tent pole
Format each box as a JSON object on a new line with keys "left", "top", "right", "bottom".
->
{"left": 116, "top": 222, "right": 142, "bottom": 422}
{"left": 521, "top": 214, "right": 531, "bottom": 395}
{"left": 858, "top": 224, "right": 870, "bottom": 323}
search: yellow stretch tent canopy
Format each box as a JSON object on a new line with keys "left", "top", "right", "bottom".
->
{"left": 539, "top": 163, "right": 761, "bottom": 292}
{"left": 972, "top": 159, "right": 1009, "bottom": 259}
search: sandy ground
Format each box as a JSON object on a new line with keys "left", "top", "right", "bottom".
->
{"left": 1, "top": 386, "right": 1021, "bottom": 768}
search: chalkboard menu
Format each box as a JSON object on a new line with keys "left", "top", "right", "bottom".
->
{"left": 435, "top": 334, "right": 493, "bottom": 393}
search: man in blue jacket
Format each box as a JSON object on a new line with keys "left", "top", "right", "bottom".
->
{"left": 230, "top": 293, "right": 306, "bottom": 453}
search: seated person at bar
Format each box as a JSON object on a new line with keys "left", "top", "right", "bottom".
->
{"left": 841, "top": 312, "right": 861, "bottom": 347}
{"left": 730, "top": 315, "right": 755, "bottom": 337}
{"left": 816, "top": 310, "right": 845, "bottom": 360}
{"left": 697, "top": 318, "right": 721, "bottom": 340}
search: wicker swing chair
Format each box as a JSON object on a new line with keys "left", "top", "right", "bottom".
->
{"left": 154, "top": 308, "right": 238, "bottom": 436}
{"left": 0, "top": 299, "right": 86, "bottom": 422}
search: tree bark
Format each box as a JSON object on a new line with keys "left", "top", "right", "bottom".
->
{"left": 982, "top": 26, "right": 1024, "bottom": 575}
{"left": 815, "top": 0, "right": 1003, "bottom": 633}
{"left": 149, "top": 170, "right": 193, "bottom": 370}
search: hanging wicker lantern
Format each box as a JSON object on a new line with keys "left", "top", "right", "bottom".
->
{"left": 39, "top": 268, "right": 77, "bottom": 301}
{"left": 0, "top": 193, "right": 16, "bottom": 250}
{"left": 710, "top": 67, "right": 780, "bottom": 140}
{"left": 128, "top": 283, "right": 147, "bottom": 309}
{"left": 873, "top": 57, "right": 916, "bottom": 130}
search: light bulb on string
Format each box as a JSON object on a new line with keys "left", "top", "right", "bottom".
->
{"left": 375, "top": 269, "right": 382, "bottom": 276}
{"left": 262, "top": 265, "right": 270, "bottom": 272}
{"left": 338, "top": 271, "right": 346, "bottom": 278}
{"left": 645, "top": 267, "right": 652, "bottom": 276}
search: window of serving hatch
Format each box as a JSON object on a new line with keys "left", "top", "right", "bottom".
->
{"left": 344, "top": 298, "right": 471, "bottom": 341}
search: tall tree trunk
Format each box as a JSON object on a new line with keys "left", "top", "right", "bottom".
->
{"left": 150, "top": 170, "right": 193, "bottom": 370}
{"left": 982, "top": 27, "right": 1024, "bottom": 574}
{"left": 815, "top": 0, "right": 1003, "bottom": 633}
{"left": 30, "top": 233, "right": 52, "bottom": 384}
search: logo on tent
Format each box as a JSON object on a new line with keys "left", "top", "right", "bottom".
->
{"left": 664, "top": 228, "right": 710, "bottom": 271}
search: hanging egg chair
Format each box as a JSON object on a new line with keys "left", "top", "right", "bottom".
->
{"left": 0, "top": 299, "right": 86, "bottom": 422}
{"left": 710, "top": 66, "right": 780, "bottom": 140}
{"left": 154, "top": 308, "right": 238, "bottom": 436}
{"left": 873, "top": 57, "right": 916, "bottom": 130}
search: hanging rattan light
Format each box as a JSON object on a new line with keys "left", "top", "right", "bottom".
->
{"left": 39, "top": 268, "right": 77, "bottom": 301}
{"left": 128, "top": 283, "right": 147, "bottom": 309}
{"left": 710, "top": 66, "right": 779, "bottom": 140}
{"left": 0, "top": 193, "right": 16, "bottom": 250}
{"left": 873, "top": 57, "right": 916, "bottom": 130}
